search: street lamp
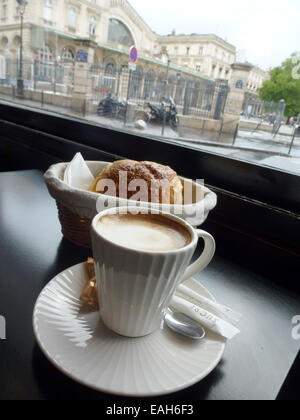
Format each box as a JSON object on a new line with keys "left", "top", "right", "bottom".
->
{"left": 16, "top": 0, "right": 28, "bottom": 98}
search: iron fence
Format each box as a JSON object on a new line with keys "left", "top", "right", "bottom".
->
{"left": 89, "top": 65, "right": 228, "bottom": 120}
{"left": 242, "top": 98, "right": 279, "bottom": 120}
{"left": 0, "top": 58, "right": 74, "bottom": 94}
{"left": 0, "top": 59, "right": 230, "bottom": 121}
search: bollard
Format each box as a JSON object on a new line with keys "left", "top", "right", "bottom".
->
{"left": 288, "top": 126, "right": 297, "bottom": 155}
{"left": 232, "top": 123, "right": 239, "bottom": 146}
{"left": 218, "top": 118, "right": 224, "bottom": 139}
{"left": 82, "top": 99, "right": 87, "bottom": 117}
{"left": 41, "top": 91, "right": 44, "bottom": 108}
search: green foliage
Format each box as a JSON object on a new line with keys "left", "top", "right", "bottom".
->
{"left": 259, "top": 53, "right": 300, "bottom": 117}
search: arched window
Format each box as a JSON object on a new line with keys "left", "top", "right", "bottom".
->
{"left": 44, "top": 0, "right": 53, "bottom": 21}
{"left": 104, "top": 62, "right": 116, "bottom": 90}
{"left": 61, "top": 48, "right": 74, "bottom": 62}
{"left": 129, "top": 66, "right": 143, "bottom": 100}
{"left": 89, "top": 16, "right": 96, "bottom": 36}
{"left": 1, "top": 37, "right": 10, "bottom": 80}
{"left": 38, "top": 44, "right": 52, "bottom": 61}
{"left": 108, "top": 19, "right": 134, "bottom": 47}
{"left": 36, "top": 43, "right": 53, "bottom": 81}
{"left": 68, "top": 7, "right": 76, "bottom": 29}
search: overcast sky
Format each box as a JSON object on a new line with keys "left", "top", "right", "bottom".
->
{"left": 129, "top": 0, "right": 300, "bottom": 70}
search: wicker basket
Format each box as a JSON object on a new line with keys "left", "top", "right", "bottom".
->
{"left": 56, "top": 202, "right": 93, "bottom": 248}
{"left": 44, "top": 161, "right": 217, "bottom": 249}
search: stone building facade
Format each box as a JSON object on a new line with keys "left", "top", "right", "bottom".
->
{"left": 0, "top": 0, "right": 270, "bottom": 129}
{"left": 157, "top": 32, "right": 236, "bottom": 81}
{"left": 0, "top": 0, "right": 268, "bottom": 85}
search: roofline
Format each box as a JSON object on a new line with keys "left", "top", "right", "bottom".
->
{"left": 158, "top": 33, "right": 236, "bottom": 50}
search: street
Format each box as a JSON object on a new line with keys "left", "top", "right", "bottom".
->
{"left": 1, "top": 94, "right": 299, "bottom": 175}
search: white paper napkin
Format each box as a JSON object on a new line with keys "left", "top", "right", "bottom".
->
{"left": 64, "top": 153, "right": 95, "bottom": 191}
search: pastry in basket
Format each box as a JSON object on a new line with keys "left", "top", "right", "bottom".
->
{"left": 91, "top": 160, "right": 183, "bottom": 205}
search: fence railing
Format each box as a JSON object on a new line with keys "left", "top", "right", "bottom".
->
{"left": 242, "top": 98, "right": 280, "bottom": 120}
{"left": 0, "top": 58, "right": 74, "bottom": 95}
{"left": 0, "top": 59, "right": 230, "bottom": 121}
{"left": 89, "top": 65, "right": 229, "bottom": 120}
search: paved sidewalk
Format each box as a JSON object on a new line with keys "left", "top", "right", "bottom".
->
{"left": 1, "top": 95, "right": 299, "bottom": 175}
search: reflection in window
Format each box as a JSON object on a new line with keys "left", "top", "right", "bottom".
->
{"left": 68, "top": 7, "right": 76, "bottom": 29}
{"left": 108, "top": 19, "right": 134, "bottom": 47}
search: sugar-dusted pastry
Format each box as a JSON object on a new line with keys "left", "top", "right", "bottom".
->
{"left": 91, "top": 160, "right": 183, "bottom": 205}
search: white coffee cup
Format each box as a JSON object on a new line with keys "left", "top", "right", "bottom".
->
{"left": 91, "top": 207, "right": 215, "bottom": 338}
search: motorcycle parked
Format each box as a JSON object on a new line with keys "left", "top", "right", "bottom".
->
{"left": 146, "top": 97, "right": 179, "bottom": 131}
{"left": 97, "top": 93, "right": 127, "bottom": 119}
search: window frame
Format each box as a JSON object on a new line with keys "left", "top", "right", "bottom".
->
{"left": 0, "top": 100, "right": 299, "bottom": 215}
{"left": 44, "top": 0, "right": 53, "bottom": 22}
{"left": 67, "top": 6, "right": 77, "bottom": 30}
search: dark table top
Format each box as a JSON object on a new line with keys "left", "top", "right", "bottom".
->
{"left": 0, "top": 170, "right": 299, "bottom": 401}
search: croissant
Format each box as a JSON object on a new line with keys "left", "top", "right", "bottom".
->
{"left": 91, "top": 160, "right": 183, "bottom": 205}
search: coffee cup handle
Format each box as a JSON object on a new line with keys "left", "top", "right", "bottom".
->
{"left": 181, "top": 230, "right": 216, "bottom": 283}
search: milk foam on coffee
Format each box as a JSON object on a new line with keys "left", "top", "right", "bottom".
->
{"left": 96, "top": 214, "right": 191, "bottom": 252}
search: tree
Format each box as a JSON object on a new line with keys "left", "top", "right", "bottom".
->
{"left": 259, "top": 52, "right": 300, "bottom": 118}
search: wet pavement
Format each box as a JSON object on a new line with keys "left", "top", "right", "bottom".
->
{"left": 86, "top": 113, "right": 300, "bottom": 174}
{"left": 1, "top": 94, "right": 299, "bottom": 175}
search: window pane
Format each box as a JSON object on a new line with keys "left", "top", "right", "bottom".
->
{"left": 0, "top": 0, "right": 299, "bottom": 177}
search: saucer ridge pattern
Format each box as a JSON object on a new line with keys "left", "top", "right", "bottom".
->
{"left": 33, "top": 263, "right": 226, "bottom": 397}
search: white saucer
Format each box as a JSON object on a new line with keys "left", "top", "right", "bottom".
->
{"left": 33, "top": 262, "right": 226, "bottom": 397}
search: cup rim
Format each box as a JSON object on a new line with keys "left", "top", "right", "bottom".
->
{"left": 91, "top": 206, "right": 198, "bottom": 256}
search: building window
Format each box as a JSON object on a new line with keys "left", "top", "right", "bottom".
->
{"left": 108, "top": 18, "right": 134, "bottom": 47}
{"left": 186, "top": 47, "right": 190, "bottom": 55}
{"left": 2, "top": 0, "right": 7, "bottom": 19}
{"left": 89, "top": 0, "right": 97, "bottom": 3}
{"left": 36, "top": 43, "right": 53, "bottom": 81}
{"left": 104, "top": 62, "right": 116, "bottom": 90}
{"left": 89, "top": 16, "right": 96, "bottom": 36}
{"left": 61, "top": 48, "right": 74, "bottom": 62}
{"left": 68, "top": 7, "right": 77, "bottom": 29}
{"left": 199, "top": 47, "right": 203, "bottom": 56}
{"left": 44, "top": 0, "right": 53, "bottom": 22}
{"left": 174, "top": 46, "right": 178, "bottom": 55}
{"left": 196, "top": 64, "right": 201, "bottom": 72}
